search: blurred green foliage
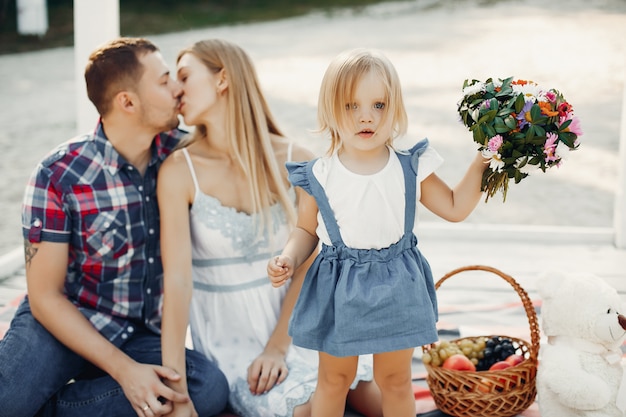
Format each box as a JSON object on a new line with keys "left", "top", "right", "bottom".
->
{"left": 0, "top": 0, "right": 402, "bottom": 54}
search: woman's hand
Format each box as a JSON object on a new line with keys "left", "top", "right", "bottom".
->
{"left": 246, "top": 348, "right": 289, "bottom": 395}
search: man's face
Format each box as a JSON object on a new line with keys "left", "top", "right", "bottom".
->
{"left": 135, "top": 51, "right": 182, "bottom": 132}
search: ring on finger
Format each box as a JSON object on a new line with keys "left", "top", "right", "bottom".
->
{"left": 142, "top": 404, "right": 150, "bottom": 412}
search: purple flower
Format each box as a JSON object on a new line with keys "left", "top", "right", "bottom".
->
{"left": 516, "top": 100, "right": 534, "bottom": 129}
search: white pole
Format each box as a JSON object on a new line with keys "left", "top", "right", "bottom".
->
{"left": 615, "top": 78, "right": 626, "bottom": 249}
{"left": 73, "top": 0, "right": 120, "bottom": 134}
{"left": 16, "top": 0, "right": 48, "bottom": 36}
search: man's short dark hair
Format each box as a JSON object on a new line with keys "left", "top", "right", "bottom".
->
{"left": 85, "top": 37, "right": 158, "bottom": 116}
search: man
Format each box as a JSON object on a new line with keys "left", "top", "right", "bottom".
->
{"left": 0, "top": 37, "right": 228, "bottom": 417}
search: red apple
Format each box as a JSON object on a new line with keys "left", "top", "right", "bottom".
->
{"left": 442, "top": 354, "right": 476, "bottom": 371}
{"left": 504, "top": 354, "right": 524, "bottom": 366}
{"left": 489, "top": 361, "right": 512, "bottom": 371}
{"left": 489, "top": 360, "right": 521, "bottom": 388}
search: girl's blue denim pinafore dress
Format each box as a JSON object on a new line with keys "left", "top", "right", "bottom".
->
{"left": 286, "top": 140, "right": 439, "bottom": 357}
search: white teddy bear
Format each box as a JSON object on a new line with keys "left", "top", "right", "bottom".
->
{"left": 536, "top": 271, "right": 626, "bottom": 417}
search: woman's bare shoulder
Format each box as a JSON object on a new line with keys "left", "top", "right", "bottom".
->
{"left": 270, "top": 134, "right": 316, "bottom": 163}
{"left": 162, "top": 147, "right": 189, "bottom": 171}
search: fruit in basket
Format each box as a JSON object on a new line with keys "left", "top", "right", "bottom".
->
{"left": 489, "top": 360, "right": 512, "bottom": 371}
{"left": 424, "top": 267, "right": 539, "bottom": 417}
{"left": 424, "top": 336, "right": 525, "bottom": 373}
{"left": 505, "top": 354, "right": 524, "bottom": 366}
{"left": 476, "top": 336, "right": 519, "bottom": 371}
{"left": 442, "top": 354, "right": 476, "bottom": 371}
{"left": 423, "top": 337, "right": 487, "bottom": 367}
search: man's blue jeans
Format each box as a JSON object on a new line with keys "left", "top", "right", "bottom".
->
{"left": 0, "top": 298, "right": 229, "bottom": 417}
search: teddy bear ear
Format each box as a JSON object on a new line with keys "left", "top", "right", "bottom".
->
{"left": 536, "top": 270, "right": 567, "bottom": 299}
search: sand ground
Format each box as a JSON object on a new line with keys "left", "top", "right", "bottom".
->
{"left": 1, "top": 0, "right": 626, "bottom": 257}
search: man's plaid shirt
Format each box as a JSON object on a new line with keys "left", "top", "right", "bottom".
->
{"left": 22, "top": 121, "right": 185, "bottom": 346}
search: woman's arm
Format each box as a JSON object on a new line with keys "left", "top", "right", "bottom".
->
{"left": 158, "top": 153, "right": 197, "bottom": 414}
{"left": 247, "top": 250, "right": 316, "bottom": 394}
{"left": 250, "top": 140, "right": 319, "bottom": 393}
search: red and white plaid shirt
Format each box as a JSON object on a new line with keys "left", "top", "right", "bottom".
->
{"left": 22, "top": 121, "right": 184, "bottom": 346}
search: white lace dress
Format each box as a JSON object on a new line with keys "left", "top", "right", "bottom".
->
{"left": 180, "top": 148, "right": 373, "bottom": 417}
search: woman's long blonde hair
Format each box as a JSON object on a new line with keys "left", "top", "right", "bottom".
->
{"left": 317, "top": 48, "right": 408, "bottom": 155}
{"left": 177, "top": 39, "right": 296, "bottom": 233}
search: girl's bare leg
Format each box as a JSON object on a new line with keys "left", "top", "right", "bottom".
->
{"left": 295, "top": 369, "right": 384, "bottom": 417}
{"left": 312, "top": 352, "right": 358, "bottom": 417}
{"left": 373, "top": 348, "right": 416, "bottom": 417}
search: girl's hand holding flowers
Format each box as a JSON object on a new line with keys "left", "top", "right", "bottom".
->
{"left": 458, "top": 77, "right": 582, "bottom": 201}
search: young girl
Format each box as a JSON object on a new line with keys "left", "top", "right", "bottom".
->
{"left": 267, "top": 48, "right": 488, "bottom": 416}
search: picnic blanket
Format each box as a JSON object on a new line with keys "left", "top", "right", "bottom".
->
{"left": 2, "top": 287, "right": 624, "bottom": 417}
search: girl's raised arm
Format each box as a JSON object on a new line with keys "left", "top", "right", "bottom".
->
{"left": 420, "top": 152, "right": 487, "bottom": 222}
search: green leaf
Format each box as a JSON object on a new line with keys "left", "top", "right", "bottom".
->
{"left": 559, "top": 132, "right": 578, "bottom": 148}
{"left": 473, "top": 127, "right": 486, "bottom": 144}
{"left": 559, "top": 118, "right": 572, "bottom": 131}
{"left": 484, "top": 124, "right": 496, "bottom": 138}
{"left": 534, "top": 125, "right": 546, "bottom": 137}
{"left": 478, "top": 109, "right": 497, "bottom": 124}
{"left": 506, "top": 166, "right": 517, "bottom": 179}
{"left": 501, "top": 76, "right": 514, "bottom": 86}
{"left": 495, "top": 123, "right": 510, "bottom": 134}
{"left": 515, "top": 94, "right": 525, "bottom": 113}
{"left": 529, "top": 104, "right": 542, "bottom": 121}
{"left": 529, "top": 136, "right": 546, "bottom": 146}
{"left": 504, "top": 115, "right": 517, "bottom": 130}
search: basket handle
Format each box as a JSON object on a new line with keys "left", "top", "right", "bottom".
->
{"left": 434, "top": 265, "right": 540, "bottom": 361}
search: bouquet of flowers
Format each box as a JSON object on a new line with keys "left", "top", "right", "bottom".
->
{"left": 458, "top": 77, "right": 582, "bottom": 202}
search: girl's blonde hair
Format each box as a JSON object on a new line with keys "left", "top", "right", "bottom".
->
{"left": 317, "top": 48, "right": 408, "bottom": 155}
{"left": 177, "top": 39, "right": 296, "bottom": 232}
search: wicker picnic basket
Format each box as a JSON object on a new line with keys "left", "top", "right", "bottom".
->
{"left": 422, "top": 265, "right": 540, "bottom": 417}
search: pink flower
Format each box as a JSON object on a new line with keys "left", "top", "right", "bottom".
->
{"left": 559, "top": 115, "right": 583, "bottom": 138}
{"left": 487, "top": 135, "right": 503, "bottom": 152}
{"left": 544, "top": 133, "right": 559, "bottom": 163}
{"left": 545, "top": 91, "right": 557, "bottom": 103}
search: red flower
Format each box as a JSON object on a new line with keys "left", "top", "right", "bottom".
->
{"left": 558, "top": 102, "right": 572, "bottom": 117}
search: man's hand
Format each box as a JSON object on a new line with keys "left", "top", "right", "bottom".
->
{"left": 163, "top": 401, "right": 198, "bottom": 417}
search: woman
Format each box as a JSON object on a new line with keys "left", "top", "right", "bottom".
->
{"left": 157, "top": 39, "right": 383, "bottom": 417}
